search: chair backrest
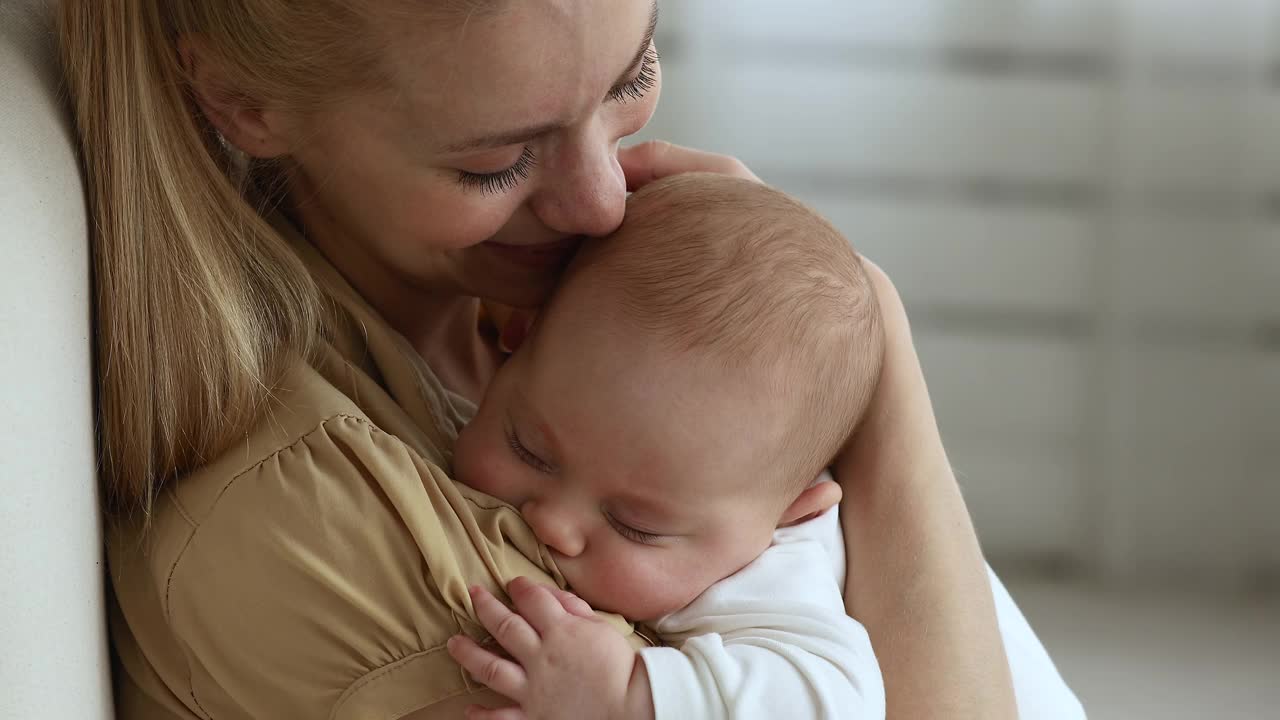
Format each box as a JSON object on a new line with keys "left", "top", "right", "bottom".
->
{"left": 0, "top": 0, "right": 113, "bottom": 717}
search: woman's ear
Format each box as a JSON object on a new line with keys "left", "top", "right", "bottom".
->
{"left": 778, "top": 480, "right": 842, "bottom": 528}
{"left": 178, "top": 35, "right": 292, "bottom": 159}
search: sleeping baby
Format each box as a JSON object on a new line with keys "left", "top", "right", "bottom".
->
{"left": 448, "top": 172, "right": 887, "bottom": 720}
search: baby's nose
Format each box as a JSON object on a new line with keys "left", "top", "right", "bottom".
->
{"left": 521, "top": 500, "right": 586, "bottom": 558}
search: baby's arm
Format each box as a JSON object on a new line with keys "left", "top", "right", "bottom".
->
{"left": 639, "top": 504, "right": 885, "bottom": 720}
{"left": 450, "top": 505, "right": 885, "bottom": 720}
{"left": 447, "top": 576, "right": 655, "bottom": 720}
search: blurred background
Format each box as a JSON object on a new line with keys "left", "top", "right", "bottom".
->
{"left": 638, "top": 1, "right": 1279, "bottom": 717}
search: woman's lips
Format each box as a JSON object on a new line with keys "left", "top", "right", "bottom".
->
{"left": 484, "top": 237, "right": 581, "bottom": 270}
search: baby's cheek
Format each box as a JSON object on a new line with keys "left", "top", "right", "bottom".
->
{"left": 581, "top": 553, "right": 705, "bottom": 622}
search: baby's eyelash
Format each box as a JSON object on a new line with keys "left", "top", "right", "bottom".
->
{"left": 606, "top": 513, "right": 662, "bottom": 545}
{"left": 457, "top": 147, "right": 537, "bottom": 195}
{"left": 506, "top": 423, "right": 554, "bottom": 473}
{"left": 607, "top": 46, "right": 659, "bottom": 104}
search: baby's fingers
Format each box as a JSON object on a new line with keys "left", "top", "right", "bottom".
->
{"left": 469, "top": 585, "right": 541, "bottom": 659}
{"left": 507, "top": 576, "right": 571, "bottom": 633}
{"left": 447, "top": 635, "right": 527, "bottom": 701}
{"left": 547, "top": 586, "right": 596, "bottom": 619}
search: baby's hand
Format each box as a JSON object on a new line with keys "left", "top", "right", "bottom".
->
{"left": 447, "top": 577, "right": 654, "bottom": 720}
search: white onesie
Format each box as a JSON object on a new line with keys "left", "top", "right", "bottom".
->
{"left": 638, "top": 479, "right": 1086, "bottom": 720}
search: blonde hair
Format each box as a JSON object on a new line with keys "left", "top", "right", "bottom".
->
{"left": 563, "top": 173, "right": 885, "bottom": 490}
{"left": 57, "top": 1, "right": 412, "bottom": 513}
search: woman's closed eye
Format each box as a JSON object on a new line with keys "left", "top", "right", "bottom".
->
{"left": 606, "top": 46, "right": 659, "bottom": 104}
{"left": 457, "top": 147, "right": 537, "bottom": 195}
{"left": 454, "top": 46, "right": 657, "bottom": 195}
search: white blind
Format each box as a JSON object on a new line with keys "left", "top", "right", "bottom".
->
{"left": 641, "top": 0, "right": 1279, "bottom": 587}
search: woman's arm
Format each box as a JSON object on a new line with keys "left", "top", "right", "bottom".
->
{"left": 836, "top": 261, "right": 1017, "bottom": 719}
{"left": 619, "top": 141, "right": 1017, "bottom": 718}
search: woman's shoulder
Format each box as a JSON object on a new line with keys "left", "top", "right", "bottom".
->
{"left": 104, "top": 357, "right": 505, "bottom": 718}
{"left": 149, "top": 339, "right": 463, "bottom": 529}
{"left": 109, "top": 352, "right": 459, "bottom": 611}
{"left": 164, "top": 357, "right": 366, "bottom": 514}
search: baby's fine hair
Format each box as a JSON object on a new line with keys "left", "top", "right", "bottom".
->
{"left": 568, "top": 172, "right": 885, "bottom": 491}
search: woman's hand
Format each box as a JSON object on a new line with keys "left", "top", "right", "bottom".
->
{"left": 834, "top": 260, "right": 1018, "bottom": 719}
{"left": 447, "top": 578, "right": 655, "bottom": 720}
{"left": 617, "top": 141, "right": 760, "bottom": 190}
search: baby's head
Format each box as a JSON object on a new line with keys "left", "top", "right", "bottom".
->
{"left": 455, "top": 173, "right": 883, "bottom": 621}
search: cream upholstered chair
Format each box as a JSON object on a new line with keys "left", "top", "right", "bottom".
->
{"left": 0, "top": 0, "right": 114, "bottom": 717}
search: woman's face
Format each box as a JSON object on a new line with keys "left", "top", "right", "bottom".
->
{"left": 282, "top": 0, "right": 661, "bottom": 308}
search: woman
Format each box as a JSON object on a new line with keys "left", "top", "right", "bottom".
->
{"left": 60, "top": 1, "right": 1039, "bottom": 717}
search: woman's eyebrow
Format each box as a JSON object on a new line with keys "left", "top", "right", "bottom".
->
{"left": 441, "top": 121, "right": 562, "bottom": 154}
{"left": 440, "top": 1, "right": 659, "bottom": 155}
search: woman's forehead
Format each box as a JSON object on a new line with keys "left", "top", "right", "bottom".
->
{"left": 378, "top": 0, "right": 657, "bottom": 148}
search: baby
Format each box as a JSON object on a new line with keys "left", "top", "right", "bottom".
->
{"left": 447, "top": 173, "right": 886, "bottom": 719}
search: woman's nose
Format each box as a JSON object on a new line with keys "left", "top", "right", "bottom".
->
{"left": 520, "top": 499, "right": 586, "bottom": 558}
{"left": 530, "top": 131, "right": 626, "bottom": 238}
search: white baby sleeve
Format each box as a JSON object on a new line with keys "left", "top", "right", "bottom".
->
{"left": 639, "top": 505, "right": 886, "bottom": 720}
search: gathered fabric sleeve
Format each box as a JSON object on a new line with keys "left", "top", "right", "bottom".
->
{"left": 110, "top": 413, "right": 643, "bottom": 720}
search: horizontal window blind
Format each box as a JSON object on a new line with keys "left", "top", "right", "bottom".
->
{"left": 641, "top": 0, "right": 1279, "bottom": 587}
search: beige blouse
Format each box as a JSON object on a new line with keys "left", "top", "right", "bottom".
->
{"left": 108, "top": 221, "right": 646, "bottom": 720}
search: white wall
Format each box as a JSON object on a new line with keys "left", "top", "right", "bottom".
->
{"left": 641, "top": 0, "right": 1280, "bottom": 588}
{"left": 1, "top": 1, "right": 113, "bottom": 718}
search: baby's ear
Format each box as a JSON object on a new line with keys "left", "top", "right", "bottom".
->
{"left": 778, "top": 480, "right": 842, "bottom": 528}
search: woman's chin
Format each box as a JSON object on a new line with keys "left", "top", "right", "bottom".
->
{"left": 483, "top": 281, "right": 558, "bottom": 310}
{"left": 461, "top": 240, "right": 580, "bottom": 307}
{"left": 464, "top": 264, "right": 561, "bottom": 309}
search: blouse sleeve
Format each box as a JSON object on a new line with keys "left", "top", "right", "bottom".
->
{"left": 146, "top": 413, "right": 641, "bottom": 720}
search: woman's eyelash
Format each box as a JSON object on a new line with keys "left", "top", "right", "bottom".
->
{"left": 506, "top": 423, "right": 554, "bottom": 473}
{"left": 457, "top": 147, "right": 537, "bottom": 195}
{"left": 607, "top": 46, "right": 659, "bottom": 104}
{"left": 606, "top": 514, "right": 662, "bottom": 545}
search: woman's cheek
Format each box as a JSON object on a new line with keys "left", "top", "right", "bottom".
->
{"left": 409, "top": 203, "right": 507, "bottom": 251}
{"left": 400, "top": 181, "right": 526, "bottom": 251}
{"left": 619, "top": 65, "right": 661, "bottom": 138}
